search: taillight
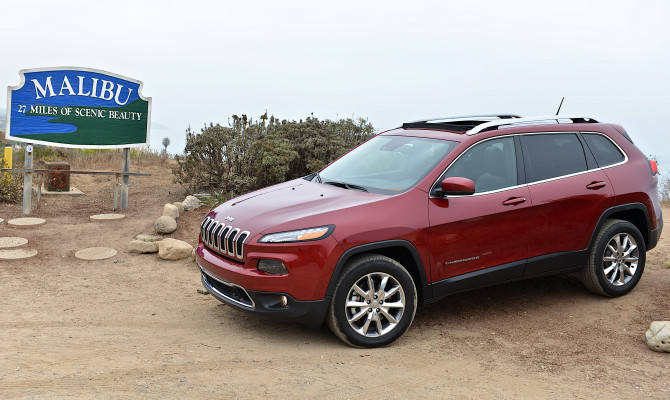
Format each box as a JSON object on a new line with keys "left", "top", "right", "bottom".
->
{"left": 649, "top": 159, "right": 659, "bottom": 175}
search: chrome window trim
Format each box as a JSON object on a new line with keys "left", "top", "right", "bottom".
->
{"left": 429, "top": 131, "right": 629, "bottom": 199}
{"left": 200, "top": 265, "right": 255, "bottom": 309}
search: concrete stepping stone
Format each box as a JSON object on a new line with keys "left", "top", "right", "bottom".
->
{"left": 75, "top": 247, "right": 117, "bottom": 260}
{"left": 90, "top": 214, "right": 125, "bottom": 221}
{"left": 0, "top": 237, "right": 29, "bottom": 249}
{"left": 0, "top": 249, "right": 38, "bottom": 260}
{"left": 7, "top": 217, "right": 46, "bottom": 228}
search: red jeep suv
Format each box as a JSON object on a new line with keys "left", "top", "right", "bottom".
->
{"left": 196, "top": 115, "right": 663, "bottom": 347}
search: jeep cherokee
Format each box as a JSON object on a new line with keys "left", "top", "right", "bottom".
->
{"left": 196, "top": 115, "right": 663, "bottom": 348}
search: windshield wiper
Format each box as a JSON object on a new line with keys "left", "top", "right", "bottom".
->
{"left": 322, "top": 180, "right": 368, "bottom": 192}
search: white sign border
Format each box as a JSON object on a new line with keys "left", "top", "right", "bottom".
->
{"left": 5, "top": 66, "right": 152, "bottom": 149}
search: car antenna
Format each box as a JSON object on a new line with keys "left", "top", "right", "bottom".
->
{"left": 555, "top": 97, "right": 565, "bottom": 115}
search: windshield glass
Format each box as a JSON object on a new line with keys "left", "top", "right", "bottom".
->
{"left": 318, "top": 135, "right": 457, "bottom": 195}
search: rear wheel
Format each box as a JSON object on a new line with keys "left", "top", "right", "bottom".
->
{"left": 326, "top": 254, "right": 417, "bottom": 348}
{"left": 580, "top": 219, "right": 646, "bottom": 297}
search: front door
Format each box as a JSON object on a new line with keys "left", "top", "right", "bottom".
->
{"left": 428, "top": 136, "right": 531, "bottom": 286}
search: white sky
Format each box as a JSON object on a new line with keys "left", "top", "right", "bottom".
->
{"left": 1, "top": 0, "right": 669, "bottom": 171}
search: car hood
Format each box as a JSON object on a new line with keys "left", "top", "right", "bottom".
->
{"left": 208, "top": 179, "right": 387, "bottom": 239}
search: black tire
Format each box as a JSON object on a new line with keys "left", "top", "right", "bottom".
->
{"left": 326, "top": 254, "right": 417, "bottom": 348}
{"left": 580, "top": 219, "right": 646, "bottom": 297}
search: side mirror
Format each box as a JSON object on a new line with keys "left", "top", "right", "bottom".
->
{"left": 434, "top": 177, "right": 476, "bottom": 196}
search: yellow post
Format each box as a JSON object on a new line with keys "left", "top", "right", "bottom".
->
{"left": 3, "top": 146, "right": 12, "bottom": 168}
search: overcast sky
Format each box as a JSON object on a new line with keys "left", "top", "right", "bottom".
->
{"left": 1, "top": 0, "right": 668, "bottom": 171}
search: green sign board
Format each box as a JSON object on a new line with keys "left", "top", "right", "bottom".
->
{"left": 6, "top": 67, "right": 151, "bottom": 148}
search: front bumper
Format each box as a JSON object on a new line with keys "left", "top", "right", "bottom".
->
{"left": 200, "top": 265, "right": 329, "bottom": 327}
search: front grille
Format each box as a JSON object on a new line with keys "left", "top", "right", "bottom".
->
{"left": 200, "top": 216, "right": 251, "bottom": 260}
{"left": 201, "top": 267, "right": 255, "bottom": 308}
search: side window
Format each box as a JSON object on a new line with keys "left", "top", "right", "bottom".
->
{"left": 443, "top": 137, "right": 517, "bottom": 193}
{"left": 582, "top": 133, "right": 625, "bottom": 167}
{"left": 522, "top": 133, "right": 587, "bottom": 183}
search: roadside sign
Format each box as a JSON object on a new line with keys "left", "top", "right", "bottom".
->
{"left": 6, "top": 67, "right": 151, "bottom": 148}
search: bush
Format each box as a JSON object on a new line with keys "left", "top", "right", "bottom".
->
{"left": 660, "top": 175, "right": 669, "bottom": 204}
{"left": 0, "top": 138, "right": 22, "bottom": 203}
{"left": 173, "top": 113, "right": 375, "bottom": 197}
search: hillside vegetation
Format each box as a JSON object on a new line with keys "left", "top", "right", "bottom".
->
{"left": 172, "top": 113, "right": 375, "bottom": 198}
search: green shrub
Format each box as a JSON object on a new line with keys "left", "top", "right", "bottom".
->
{"left": 0, "top": 138, "right": 22, "bottom": 203}
{"left": 173, "top": 113, "right": 375, "bottom": 197}
{"left": 660, "top": 175, "right": 669, "bottom": 204}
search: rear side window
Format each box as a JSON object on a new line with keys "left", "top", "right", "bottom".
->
{"left": 522, "top": 133, "right": 588, "bottom": 183}
{"left": 581, "top": 133, "right": 625, "bottom": 167}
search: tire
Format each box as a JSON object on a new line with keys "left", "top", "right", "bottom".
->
{"left": 326, "top": 254, "right": 417, "bottom": 348}
{"left": 579, "top": 219, "right": 646, "bottom": 297}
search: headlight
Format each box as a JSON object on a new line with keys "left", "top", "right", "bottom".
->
{"left": 258, "top": 225, "right": 334, "bottom": 243}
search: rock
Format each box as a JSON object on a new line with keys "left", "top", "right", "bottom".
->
{"left": 172, "top": 202, "right": 185, "bottom": 214}
{"left": 163, "top": 203, "right": 179, "bottom": 219}
{"left": 197, "top": 288, "right": 209, "bottom": 295}
{"left": 182, "top": 195, "right": 201, "bottom": 211}
{"left": 157, "top": 238, "right": 194, "bottom": 260}
{"left": 646, "top": 321, "right": 670, "bottom": 352}
{"left": 135, "top": 234, "right": 163, "bottom": 242}
{"left": 154, "top": 216, "right": 177, "bottom": 234}
{"left": 128, "top": 240, "right": 159, "bottom": 254}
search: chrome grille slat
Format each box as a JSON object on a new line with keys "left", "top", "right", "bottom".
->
{"left": 200, "top": 217, "right": 250, "bottom": 261}
{"left": 227, "top": 228, "right": 240, "bottom": 258}
{"left": 220, "top": 226, "right": 231, "bottom": 253}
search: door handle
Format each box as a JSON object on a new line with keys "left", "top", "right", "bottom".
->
{"left": 502, "top": 197, "right": 526, "bottom": 206}
{"left": 586, "top": 181, "right": 607, "bottom": 190}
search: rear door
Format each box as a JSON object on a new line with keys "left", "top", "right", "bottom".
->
{"left": 520, "top": 132, "right": 614, "bottom": 275}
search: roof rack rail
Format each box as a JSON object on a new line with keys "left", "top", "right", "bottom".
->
{"left": 402, "top": 114, "right": 522, "bottom": 133}
{"left": 467, "top": 115, "right": 598, "bottom": 135}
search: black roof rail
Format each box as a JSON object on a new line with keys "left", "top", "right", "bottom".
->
{"left": 402, "top": 114, "right": 522, "bottom": 132}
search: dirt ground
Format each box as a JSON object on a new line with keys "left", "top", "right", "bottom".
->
{"left": 0, "top": 158, "right": 669, "bottom": 399}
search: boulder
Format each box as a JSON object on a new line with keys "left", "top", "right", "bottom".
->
{"left": 182, "top": 195, "right": 201, "bottom": 211}
{"left": 154, "top": 216, "right": 177, "bottom": 234}
{"left": 163, "top": 203, "right": 180, "bottom": 219}
{"left": 129, "top": 240, "right": 159, "bottom": 253}
{"left": 646, "top": 321, "right": 670, "bottom": 353}
{"left": 172, "top": 202, "right": 185, "bottom": 214}
{"left": 157, "top": 238, "right": 194, "bottom": 261}
{"left": 135, "top": 234, "right": 163, "bottom": 242}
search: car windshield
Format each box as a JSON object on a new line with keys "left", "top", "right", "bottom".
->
{"left": 317, "top": 135, "right": 457, "bottom": 195}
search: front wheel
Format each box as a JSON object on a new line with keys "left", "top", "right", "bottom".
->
{"left": 326, "top": 254, "right": 417, "bottom": 348}
{"left": 580, "top": 219, "right": 646, "bottom": 297}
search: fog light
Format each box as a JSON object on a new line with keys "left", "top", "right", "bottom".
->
{"left": 280, "top": 295, "right": 288, "bottom": 307}
{"left": 258, "top": 259, "right": 288, "bottom": 275}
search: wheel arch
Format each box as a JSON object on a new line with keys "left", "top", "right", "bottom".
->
{"left": 325, "top": 240, "right": 431, "bottom": 304}
{"left": 589, "top": 203, "right": 651, "bottom": 251}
